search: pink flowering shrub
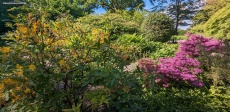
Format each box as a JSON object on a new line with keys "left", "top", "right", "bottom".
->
{"left": 178, "top": 33, "right": 224, "bottom": 57}
{"left": 138, "top": 33, "right": 224, "bottom": 87}
{"left": 156, "top": 53, "right": 203, "bottom": 87}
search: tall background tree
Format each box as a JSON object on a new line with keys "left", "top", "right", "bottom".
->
{"left": 149, "top": 0, "right": 200, "bottom": 34}
{"left": 96, "top": 0, "right": 145, "bottom": 12}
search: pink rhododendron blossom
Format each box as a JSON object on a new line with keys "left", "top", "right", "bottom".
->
{"left": 138, "top": 33, "right": 224, "bottom": 87}
{"left": 156, "top": 55, "right": 202, "bottom": 85}
{"left": 178, "top": 33, "right": 224, "bottom": 57}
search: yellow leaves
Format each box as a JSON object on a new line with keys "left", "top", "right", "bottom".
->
{"left": 73, "top": 53, "right": 78, "bottom": 59}
{"left": 0, "top": 47, "right": 11, "bottom": 53}
{"left": 15, "top": 64, "right": 23, "bottom": 76}
{"left": 2, "top": 78, "right": 17, "bottom": 85}
{"left": 52, "top": 40, "right": 70, "bottom": 47}
{"left": 21, "top": 41, "right": 29, "bottom": 46}
{"left": 11, "top": 90, "right": 20, "bottom": 103}
{"left": 29, "top": 64, "right": 36, "bottom": 71}
{"left": 2, "top": 76, "right": 30, "bottom": 103}
{"left": 59, "top": 59, "right": 70, "bottom": 71}
{"left": 15, "top": 86, "right": 22, "bottom": 91}
{"left": 43, "top": 23, "right": 49, "bottom": 28}
{"left": 15, "top": 64, "right": 36, "bottom": 75}
{"left": 0, "top": 84, "right": 3, "bottom": 91}
{"left": 24, "top": 88, "right": 30, "bottom": 94}
{"left": 16, "top": 64, "right": 23, "bottom": 70}
{"left": 17, "top": 26, "right": 28, "bottom": 34}
{"left": 10, "top": 90, "right": 16, "bottom": 98}
{"left": 44, "top": 38, "right": 52, "bottom": 45}
{"left": 32, "top": 21, "right": 37, "bottom": 33}
{"left": 0, "top": 84, "right": 4, "bottom": 103}
{"left": 91, "top": 28, "right": 109, "bottom": 44}
{"left": 0, "top": 84, "right": 4, "bottom": 97}
{"left": 91, "top": 28, "right": 99, "bottom": 35}
{"left": 59, "top": 60, "right": 65, "bottom": 66}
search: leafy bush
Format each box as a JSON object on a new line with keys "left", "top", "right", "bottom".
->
{"left": 0, "top": 13, "right": 145, "bottom": 111}
{"left": 117, "top": 34, "right": 167, "bottom": 58}
{"left": 178, "top": 33, "right": 223, "bottom": 57}
{"left": 141, "top": 12, "right": 174, "bottom": 42}
{"left": 76, "top": 12, "right": 141, "bottom": 37}
{"left": 191, "top": 2, "right": 230, "bottom": 40}
{"left": 143, "top": 87, "right": 230, "bottom": 112}
{"left": 138, "top": 33, "right": 223, "bottom": 87}
{"left": 192, "top": 0, "right": 228, "bottom": 25}
{"left": 117, "top": 34, "right": 144, "bottom": 44}
{"left": 10, "top": 0, "right": 97, "bottom": 20}
{"left": 204, "top": 4, "right": 230, "bottom": 40}
{"left": 198, "top": 40, "right": 230, "bottom": 86}
{"left": 171, "top": 35, "right": 188, "bottom": 40}
{"left": 150, "top": 43, "right": 178, "bottom": 59}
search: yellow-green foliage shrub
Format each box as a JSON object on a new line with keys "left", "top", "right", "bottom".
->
{"left": 76, "top": 11, "right": 142, "bottom": 36}
{"left": 204, "top": 4, "right": 230, "bottom": 39}
{"left": 192, "top": 0, "right": 227, "bottom": 25}
{"left": 191, "top": 2, "right": 230, "bottom": 40}
{"left": 0, "top": 13, "right": 143, "bottom": 111}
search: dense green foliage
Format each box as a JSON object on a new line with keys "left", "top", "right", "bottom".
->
{"left": 141, "top": 12, "right": 174, "bottom": 42}
{"left": 204, "top": 4, "right": 230, "bottom": 39}
{"left": 0, "top": 12, "right": 143, "bottom": 111}
{"left": 149, "top": 0, "right": 199, "bottom": 34}
{"left": 0, "top": 0, "right": 26, "bottom": 45}
{"left": 144, "top": 87, "right": 230, "bottom": 112}
{"left": 77, "top": 11, "right": 145, "bottom": 38}
{"left": 192, "top": 0, "right": 228, "bottom": 25}
{"left": 96, "top": 0, "right": 145, "bottom": 12}
{"left": 9, "top": 0, "right": 97, "bottom": 20}
{"left": 0, "top": 0, "right": 18, "bottom": 34}
{"left": 198, "top": 41, "right": 230, "bottom": 86}
{"left": 191, "top": 3, "right": 230, "bottom": 39}
{"left": 150, "top": 43, "right": 178, "bottom": 59}
{"left": 0, "top": 0, "right": 230, "bottom": 111}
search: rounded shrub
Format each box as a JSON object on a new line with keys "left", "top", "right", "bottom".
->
{"left": 141, "top": 12, "right": 174, "bottom": 42}
{"left": 77, "top": 12, "right": 140, "bottom": 36}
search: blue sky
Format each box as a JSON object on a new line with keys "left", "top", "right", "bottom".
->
{"left": 94, "top": 0, "right": 153, "bottom": 14}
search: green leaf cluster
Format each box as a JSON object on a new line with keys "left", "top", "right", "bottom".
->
{"left": 191, "top": 1, "right": 230, "bottom": 39}
{"left": 76, "top": 11, "right": 145, "bottom": 38}
{"left": 141, "top": 12, "right": 174, "bottom": 42}
{"left": 97, "top": 0, "right": 145, "bottom": 12}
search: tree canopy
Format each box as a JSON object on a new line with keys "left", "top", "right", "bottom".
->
{"left": 190, "top": 1, "right": 230, "bottom": 40}
{"left": 96, "top": 0, "right": 145, "bottom": 12}
{"left": 149, "top": 0, "right": 200, "bottom": 34}
{"left": 141, "top": 12, "right": 174, "bottom": 42}
{"left": 192, "top": 0, "right": 228, "bottom": 25}
{"left": 10, "top": 0, "right": 97, "bottom": 20}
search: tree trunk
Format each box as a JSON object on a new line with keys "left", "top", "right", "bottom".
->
{"left": 175, "top": 0, "right": 181, "bottom": 35}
